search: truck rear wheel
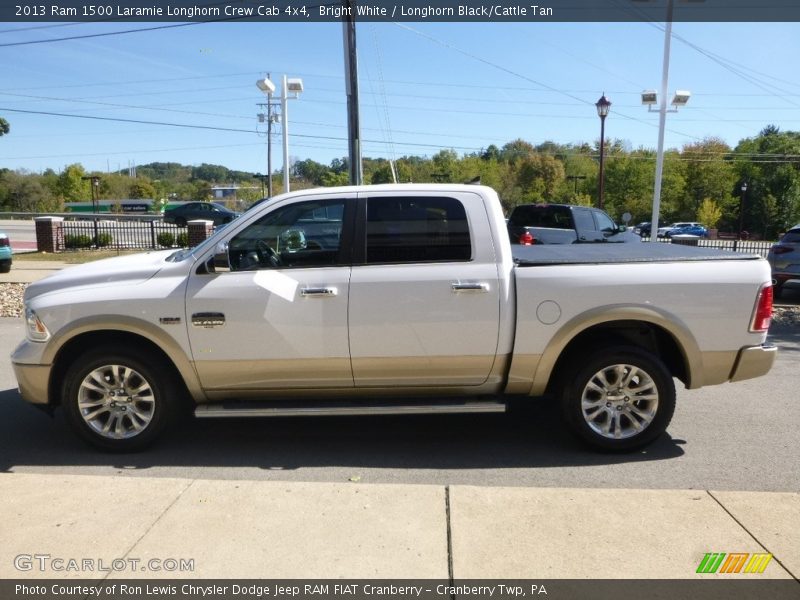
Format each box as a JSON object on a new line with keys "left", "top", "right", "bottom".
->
{"left": 560, "top": 346, "right": 676, "bottom": 451}
{"left": 62, "top": 347, "right": 177, "bottom": 452}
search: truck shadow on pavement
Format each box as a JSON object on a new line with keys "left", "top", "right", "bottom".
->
{"left": 0, "top": 388, "right": 685, "bottom": 473}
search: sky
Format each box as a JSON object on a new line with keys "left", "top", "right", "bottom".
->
{"left": 1, "top": 17, "right": 799, "bottom": 176}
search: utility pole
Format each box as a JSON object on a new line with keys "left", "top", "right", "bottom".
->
{"left": 342, "top": 0, "right": 362, "bottom": 185}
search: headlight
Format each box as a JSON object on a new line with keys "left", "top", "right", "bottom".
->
{"left": 25, "top": 307, "right": 50, "bottom": 342}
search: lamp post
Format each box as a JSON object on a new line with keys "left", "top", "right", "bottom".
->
{"left": 595, "top": 94, "right": 611, "bottom": 209}
{"left": 567, "top": 174, "right": 587, "bottom": 195}
{"left": 738, "top": 182, "right": 748, "bottom": 241}
{"left": 638, "top": 0, "right": 701, "bottom": 242}
{"left": 257, "top": 74, "right": 303, "bottom": 194}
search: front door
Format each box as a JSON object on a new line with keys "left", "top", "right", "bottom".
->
{"left": 185, "top": 196, "right": 355, "bottom": 392}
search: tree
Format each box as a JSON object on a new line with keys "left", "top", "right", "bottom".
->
{"left": 130, "top": 178, "right": 157, "bottom": 199}
{"left": 500, "top": 139, "right": 535, "bottom": 163}
{"left": 696, "top": 198, "right": 723, "bottom": 229}
{"left": 680, "top": 138, "right": 736, "bottom": 220}
{"left": 0, "top": 117, "right": 9, "bottom": 137}
{"left": 734, "top": 127, "right": 800, "bottom": 238}
{"left": 55, "top": 164, "right": 90, "bottom": 203}
{"left": 0, "top": 170, "right": 60, "bottom": 212}
{"left": 516, "top": 154, "right": 565, "bottom": 201}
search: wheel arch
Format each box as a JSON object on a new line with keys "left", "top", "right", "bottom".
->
{"left": 45, "top": 319, "right": 204, "bottom": 408}
{"left": 530, "top": 306, "right": 701, "bottom": 397}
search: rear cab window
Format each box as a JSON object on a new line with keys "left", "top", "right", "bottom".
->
{"left": 364, "top": 196, "right": 472, "bottom": 264}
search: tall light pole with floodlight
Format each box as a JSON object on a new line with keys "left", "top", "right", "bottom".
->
{"left": 257, "top": 75, "right": 303, "bottom": 194}
{"left": 637, "top": 0, "right": 703, "bottom": 242}
{"left": 595, "top": 94, "right": 611, "bottom": 210}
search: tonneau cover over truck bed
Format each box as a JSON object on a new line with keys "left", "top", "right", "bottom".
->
{"left": 512, "top": 243, "right": 762, "bottom": 266}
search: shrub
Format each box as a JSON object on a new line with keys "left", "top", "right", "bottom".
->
{"left": 177, "top": 232, "right": 189, "bottom": 247}
{"left": 157, "top": 232, "right": 175, "bottom": 248}
{"left": 64, "top": 234, "right": 92, "bottom": 249}
{"left": 96, "top": 233, "right": 113, "bottom": 247}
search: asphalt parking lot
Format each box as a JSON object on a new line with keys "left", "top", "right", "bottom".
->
{"left": 1, "top": 313, "right": 797, "bottom": 493}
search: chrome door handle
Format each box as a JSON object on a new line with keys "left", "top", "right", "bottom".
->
{"left": 451, "top": 282, "right": 489, "bottom": 292}
{"left": 301, "top": 287, "right": 337, "bottom": 297}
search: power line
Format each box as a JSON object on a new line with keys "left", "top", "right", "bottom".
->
{"left": 0, "top": 22, "right": 204, "bottom": 47}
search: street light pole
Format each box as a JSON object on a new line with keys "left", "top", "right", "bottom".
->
{"left": 595, "top": 94, "right": 611, "bottom": 210}
{"left": 257, "top": 74, "right": 302, "bottom": 195}
{"left": 738, "top": 181, "right": 748, "bottom": 241}
{"left": 567, "top": 174, "right": 587, "bottom": 195}
{"left": 281, "top": 74, "right": 291, "bottom": 193}
{"left": 649, "top": 0, "right": 674, "bottom": 243}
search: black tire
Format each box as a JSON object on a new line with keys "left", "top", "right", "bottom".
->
{"left": 0, "top": 261, "right": 10, "bottom": 274}
{"left": 773, "top": 284, "right": 783, "bottom": 300}
{"left": 559, "top": 345, "right": 676, "bottom": 451}
{"left": 174, "top": 217, "right": 187, "bottom": 227}
{"left": 62, "top": 346, "right": 178, "bottom": 452}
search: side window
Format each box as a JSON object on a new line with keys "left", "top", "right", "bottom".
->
{"left": 592, "top": 210, "right": 616, "bottom": 232}
{"left": 365, "top": 196, "right": 471, "bottom": 264}
{"left": 227, "top": 198, "right": 346, "bottom": 271}
{"left": 572, "top": 208, "right": 596, "bottom": 233}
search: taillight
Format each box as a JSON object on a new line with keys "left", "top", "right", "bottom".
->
{"left": 519, "top": 231, "right": 535, "bottom": 245}
{"left": 750, "top": 284, "right": 773, "bottom": 333}
{"left": 0, "top": 237, "right": 9, "bottom": 247}
{"left": 771, "top": 245, "right": 793, "bottom": 255}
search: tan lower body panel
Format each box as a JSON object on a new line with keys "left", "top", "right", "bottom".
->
{"left": 198, "top": 354, "right": 510, "bottom": 401}
{"left": 195, "top": 357, "right": 353, "bottom": 391}
{"left": 351, "top": 355, "right": 502, "bottom": 387}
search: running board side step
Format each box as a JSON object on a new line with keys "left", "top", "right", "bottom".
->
{"left": 194, "top": 399, "right": 507, "bottom": 418}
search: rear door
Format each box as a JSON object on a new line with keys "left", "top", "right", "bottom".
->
{"left": 348, "top": 191, "right": 501, "bottom": 387}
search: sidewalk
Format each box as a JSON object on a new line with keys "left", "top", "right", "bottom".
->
{"left": 0, "top": 473, "right": 797, "bottom": 580}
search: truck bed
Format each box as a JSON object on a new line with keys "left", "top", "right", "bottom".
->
{"left": 512, "top": 242, "right": 761, "bottom": 266}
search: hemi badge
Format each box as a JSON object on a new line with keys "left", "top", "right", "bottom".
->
{"left": 159, "top": 317, "right": 181, "bottom": 325}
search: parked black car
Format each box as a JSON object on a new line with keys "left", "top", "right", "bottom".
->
{"left": 507, "top": 203, "right": 640, "bottom": 245}
{"left": 768, "top": 224, "right": 800, "bottom": 298}
{"left": 634, "top": 222, "right": 651, "bottom": 237}
{"left": 163, "top": 202, "right": 240, "bottom": 226}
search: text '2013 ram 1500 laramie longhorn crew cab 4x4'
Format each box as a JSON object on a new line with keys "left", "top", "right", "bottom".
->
{"left": 12, "top": 185, "right": 776, "bottom": 452}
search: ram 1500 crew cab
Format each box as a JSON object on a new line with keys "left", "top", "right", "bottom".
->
{"left": 11, "top": 184, "right": 776, "bottom": 451}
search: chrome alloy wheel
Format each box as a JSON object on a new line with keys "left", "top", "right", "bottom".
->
{"left": 77, "top": 365, "right": 155, "bottom": 440}
{"left": 580, "top": 363, "right": 659, "bottom": 440}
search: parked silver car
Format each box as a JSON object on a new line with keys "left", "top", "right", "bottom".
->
{"left": 768, "top": 224, "right": 800, "bottom": 298}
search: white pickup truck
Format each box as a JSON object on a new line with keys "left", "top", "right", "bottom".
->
{"left": 11, "top": 184, "right": 776, "bottom": 452}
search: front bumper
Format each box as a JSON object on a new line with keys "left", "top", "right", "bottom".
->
{"left": 11, "top": 362, "right": 52, "bottom": 405}
{"left": 729, "top": 344, "right": 777, "bottom": 383}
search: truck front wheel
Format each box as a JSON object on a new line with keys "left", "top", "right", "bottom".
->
{"left": 560, "top": 346, "right": 676, "bottom": 451}
{"left": 62, "top": 347, "right": 177, "bottom": 452}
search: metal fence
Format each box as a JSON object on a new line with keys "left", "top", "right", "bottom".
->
{"left": 639, "top": 237, "right": 775, "bottom": 258}
{"left": 62, "top": 219, "right": 188, "bottom": 250}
